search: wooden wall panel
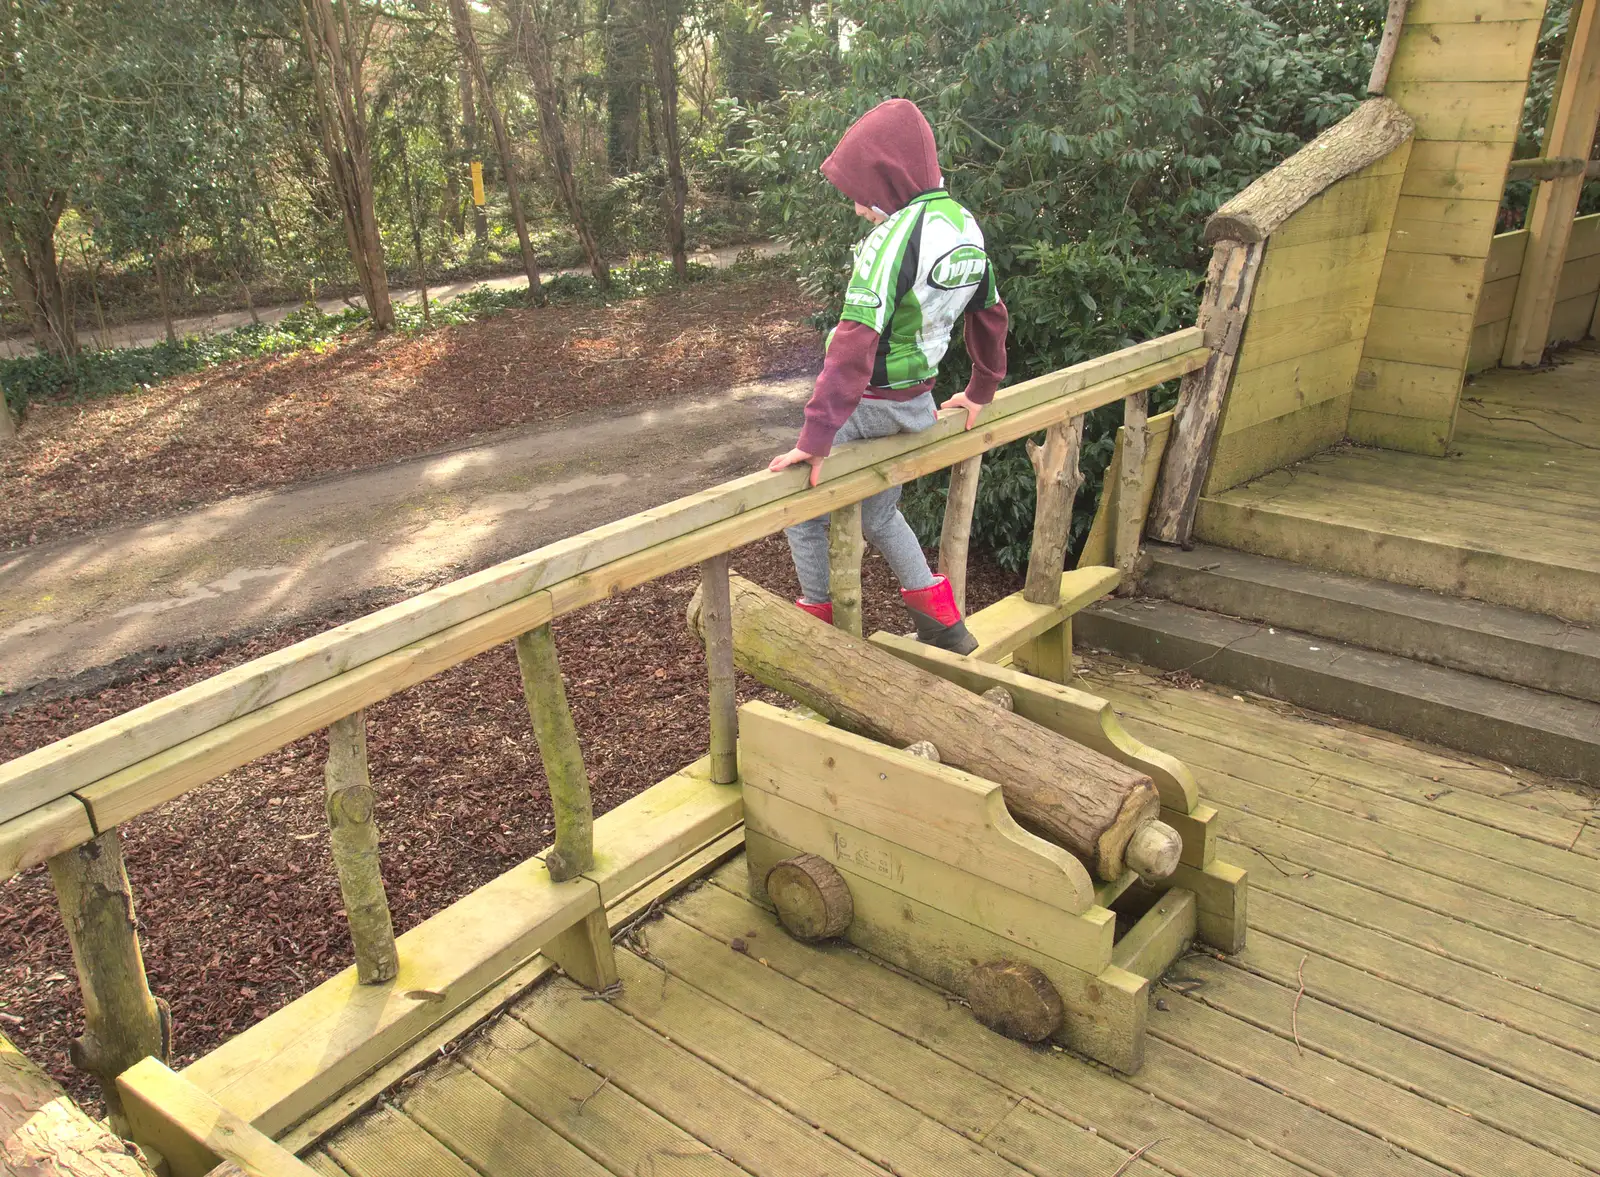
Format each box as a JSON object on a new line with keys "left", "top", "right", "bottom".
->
{"left": 1467, "top": 219, "right": 1600, "bottom": 370}
{"left": 1353, "top": 4, "right": 1547, "bottom": 453}
{"left": 1201, "top": 151, "right": 1408, "bottom": 495}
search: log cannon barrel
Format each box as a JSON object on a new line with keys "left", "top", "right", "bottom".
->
{"left": 688, "top": 574, "right": 1179, "bottom": 882}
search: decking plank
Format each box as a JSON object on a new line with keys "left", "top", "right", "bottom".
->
{"left": 1172, "top": 955, "right": 1600, "bottom": 1170}
{"left": 1089, "top": 668, "right": 1592, "bottom": 823}
{"left": 632, "top": 912, "right": 1157, "bottom": 1177}
{"left": 461, "top": 1018, "right": 746, "bottom": 1177}
{"left": 512, "top": 976, "right": 890, "bottom": 1177}
{"left": 1214, "top": 786, "right": 1600, "bottom": 964}
{"left": 1226, "top": 926, "right": 1600, "bottom": 1112}
{"left": 672, "top": 877, "right": 1361, "bottom": 1177}
{"left": 324, "top": 1106, "right": 479, "bottom": 1177}
{"left": 1248, "top": 888, "right": 1600, "bottom": 1053}
{"left": 1151, "top": 986, "right": 1594, "bottom": 1177}
{"left": 303, "top": 1155, "right": 353, "bottom": 1177}
{"left": 1086, "top": 678, "right": 1600, "bottom": 873}
{"left": 598, "top": 947, "right": 1037, "bottom": 1177}
{"left": 402, "top": 1063, "right": 646, "bottom": 1177}
{"left": 1115, "top": 720, "right": 1599, "bottom": 930}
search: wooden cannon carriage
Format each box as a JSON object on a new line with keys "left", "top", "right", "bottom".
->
{"left": 690, "top": 572, "right": 1244, "bottom": 1073}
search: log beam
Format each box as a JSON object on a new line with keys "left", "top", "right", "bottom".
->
{"left": 47, "top": 831, "right": 168, "bottom": 1133}
{"left": 323, "top": 712, "right": 398, "bottom": 986}
{"left": 689, "top": 574, "right": 1172, "bottom": 881}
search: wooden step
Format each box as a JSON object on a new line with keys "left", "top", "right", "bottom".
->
{"left": 1192, "top": 473, "right": 1600, "bottom": 625}
{"left": 1075, "top": 599, "right": 1600, "bottom": 784}
{"left": 1141, "top": 543, "right": 1600, "bottom": 703}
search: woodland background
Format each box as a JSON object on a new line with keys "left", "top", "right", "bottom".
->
{"left": 0, "top": 0, "right": 1579, "bottom": 566}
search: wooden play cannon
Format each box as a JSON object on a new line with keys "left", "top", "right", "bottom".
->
{"left": 688, "top": 574, "right": 1247, "bottom": 1073}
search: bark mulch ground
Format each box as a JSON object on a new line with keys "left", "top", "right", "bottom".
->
{"left": 0, "top": 535, "right": 1021, "bottom": 1114}
{"left": 1, "top": 273, "right": 818, "bottom": 551}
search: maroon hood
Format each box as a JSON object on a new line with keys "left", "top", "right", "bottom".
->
{"left": 820, "top": 99, "right": 941, "bottom": 215}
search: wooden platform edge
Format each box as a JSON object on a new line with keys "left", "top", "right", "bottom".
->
{"left": 276, "top": 826, "right": 746, "bottom": 1156}
{"left": 121, "top": 1058, "right": 318, "bottom": 1177}
{"left": 185, "top": 766, "right": 745, "bottom": 1142}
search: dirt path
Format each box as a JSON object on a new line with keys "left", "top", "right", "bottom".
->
{"left": 0, "top": 374, "right": 811, "bottom": 694}
{"left": 0, "top": 243, "right": 782, "bottom": 359}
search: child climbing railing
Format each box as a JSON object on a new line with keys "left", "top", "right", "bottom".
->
{"left": 0, "top": 327, "right": 1206, "bottom": 1137}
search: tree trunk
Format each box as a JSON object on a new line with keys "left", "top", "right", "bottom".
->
{"left": 440, "top": 100, "right": 465, "bottom": 238}
{"left": 643, "top": 0, "right": 688, "bottom": 278}
{"left": 687, "top": 575, "right": 1170, "bottom": 882}
{"left": 502, "top": 0, "right": 610, "bottom": 287}
{"left": 397, "top": 131, "right": 432, "bottom": 326}
{"left": 298, "top": 0, "right": 395, "bottom": 330}
{"left": 602, "top": 0, "right": 644, "bottom": 174}
{"left": 449, "top": 0, "right": 546, "bottom": 301}
{"left": 152, "top": 251, "right": 177, "bottom": 344}
{"left": 0, "top": 191, "right": 78, "bottom": 356}
{"left": 455, "top": 62, "right": 488, "bottom": 248}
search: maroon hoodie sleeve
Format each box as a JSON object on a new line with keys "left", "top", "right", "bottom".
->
{"left": 962, "top": 297, "right": 1008, "bottom": 405}
{"left": 796, "top": 320, "right": 879, "bottom": 457}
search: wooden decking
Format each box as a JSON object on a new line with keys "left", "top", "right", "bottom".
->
{"left": 303, "top": 662, "right": 1600, "bottom": 1177}
{"left": 1194, "top": 347, "right": 1600, "bottom": 623}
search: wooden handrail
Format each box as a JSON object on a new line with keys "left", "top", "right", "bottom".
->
{"left": 1505, "top": 155, "right": 1600, "bottom": 182}
{"left": 0, "top": 329, "right": 1204, "bottom": 856}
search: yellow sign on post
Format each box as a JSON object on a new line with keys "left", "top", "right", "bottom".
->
{"left": 470, "top": 160, "right": 485, "bottom": 206}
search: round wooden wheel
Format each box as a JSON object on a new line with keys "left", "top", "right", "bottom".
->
{"left": 967, "top": 960, "right": 1064, "bottom": 1043}
{"left": 766, "top": 854, "right": 853, "bottom": 941}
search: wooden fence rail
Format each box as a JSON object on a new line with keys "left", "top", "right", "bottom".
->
{"left": 0, "top": 328, "right": 1206, "bottom": 1122}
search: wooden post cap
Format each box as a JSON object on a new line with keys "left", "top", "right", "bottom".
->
{"left": 766, "top": 854, "right": 853, "bottom": 941}
{"left": 1124, "top": 820, "right": 1183, "bottom": 882}
{"left": 967, "top": 960, "right": 1064, "bottom": 1042}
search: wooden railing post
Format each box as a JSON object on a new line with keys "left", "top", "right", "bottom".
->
{"left": 1022, "top": 416, "right": 1085, "bottom": 604}
{"left": 514, "top": 623, "right": 594, "bottom": 882}
{"left": 700, "top": 554, "right": 739, "bottom": 785}
{"left": 827, "top": 502, "right": 865, "bottom": 639}
{"left": 938, "top": 455, "right": 982, "bottom": 614}
{"left": 1114, "top": 389, "right": 1150, "bottom": 594}
{"left": 1018, "top": 416, "right": 1086, "bottom": 683}
{"left": 48, "top": 830, "right": 168, "bottom": 1134}
{"left": 324, "top": 711, "right": 398, "bottom": 986}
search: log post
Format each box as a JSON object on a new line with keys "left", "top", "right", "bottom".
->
{"left": 937, "top": 456, "right": 982, "bottom": 614}
{"left": 1147, "top": 239, "right": 1265, "bottom": 545}
{"left": 688, "top": 575, "right": 1176, "bottom": 881}
{"left": 827, "top": 502, "right": 865, "bottom": 639}
{"left": 1365, "top": 0, "right": 1409, "bottom": 96}
{"left": 1, "top": 1030, "right": 155, "bottom": 1175}
{"left": 1022, "top": 417, "right": 1085, "bottom": 605}
{"left": 47, "top": 832, "right": 168, "bottom": 1134}
{"left": 701, "top": 555, "right": 739, "bottom": 785}
{"left": 1113, "top": 389, "right": 1149, "bottom": 594}
{"left": 324, "top": 712, "right": 399, "bottom": 986}
{"left": 515, "top": 624, "right": 594, "bottom": 882}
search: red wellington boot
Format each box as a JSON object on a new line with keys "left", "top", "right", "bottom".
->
{"left": 900, "top": 575, "right": 978, "bottom": 655}
{"left": 795, "top": 598, "right": 835, "bottom": 624}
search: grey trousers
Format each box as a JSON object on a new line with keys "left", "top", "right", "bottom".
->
{"left": 785, "top": 393, "right": 938, "bottom": 604}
